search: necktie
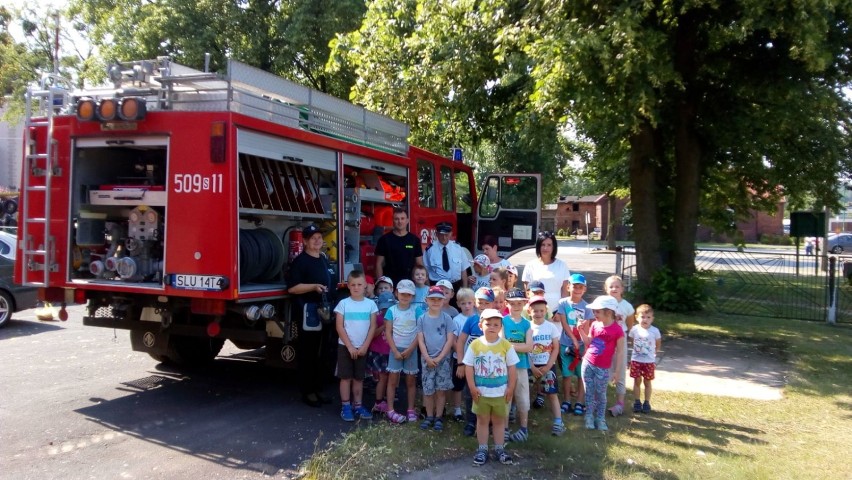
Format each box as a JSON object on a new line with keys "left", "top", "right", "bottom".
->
{"left": 442, "top": 245, "right": 450, "bottom": 271}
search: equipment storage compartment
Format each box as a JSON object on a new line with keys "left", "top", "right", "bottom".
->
{"left": 342, "top": 154, "right": 407, "bottom": 279}
{"left": 236, "top": 129, "right": 338, "bottom": 291}
{"left": 70, "top": 137, "right": 168, "bottom": 287}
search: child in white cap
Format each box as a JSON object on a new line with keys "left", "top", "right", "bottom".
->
{"left": 577, "top": 295, "right": 626, "bottom": 431}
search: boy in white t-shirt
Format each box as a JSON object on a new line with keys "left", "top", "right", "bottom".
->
{"left": 528, "top": 295, "right": 565, "bottom": 436}
{"left": 629, "top": 304, "right": 662, "bottom": 414}
{"left": 334, "top": 271, "right": 378, "bottom": 422}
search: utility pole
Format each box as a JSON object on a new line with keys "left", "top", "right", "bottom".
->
{"left": 52, "top": 11, "right": 60, "bottom": 75}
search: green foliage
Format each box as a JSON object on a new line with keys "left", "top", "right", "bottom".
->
{"left": 759, "top": 234, "right": 793, "bottom": 246}
{"left": 632, "top": 266, "right": 708, "bottom": 313}
{"left": 71, "top": 0, "right": 365, "bottom": 96}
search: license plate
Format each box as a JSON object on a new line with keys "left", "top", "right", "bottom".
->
{"left": 170, "top": 274, "right": 227, "bottom": 291}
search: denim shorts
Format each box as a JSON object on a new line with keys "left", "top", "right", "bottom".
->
{"left": 387, "top": 349, "right": 419, "bottom": 374}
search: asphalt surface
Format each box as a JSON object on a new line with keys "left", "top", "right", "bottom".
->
{"left": 0, "top": 305, "right": 354, "bottom": 480}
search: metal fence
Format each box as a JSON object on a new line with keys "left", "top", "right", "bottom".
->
{"left": 619, "top": 247, "right": 850, "bottom": 324}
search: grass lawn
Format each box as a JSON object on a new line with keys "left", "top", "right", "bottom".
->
{"left": 299, "top": 313, "right": 852, "bottom": 479}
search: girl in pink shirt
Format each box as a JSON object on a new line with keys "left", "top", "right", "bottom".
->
{"left": 577, "top": 295, "right": 625, "bottom": 431}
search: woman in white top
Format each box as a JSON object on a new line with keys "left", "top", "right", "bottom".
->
{"left": 521, "top": 231, "right": 571, "bottom": 311}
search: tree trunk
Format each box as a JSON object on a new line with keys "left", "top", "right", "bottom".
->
{"left": 670, "top": 10, "right": 703, "bottom": 277}
{"left": 606, "top": 192, "right": 617, "bottom": 250}
{"left": 629, "top": 121, "right": 664, "bottom": 287}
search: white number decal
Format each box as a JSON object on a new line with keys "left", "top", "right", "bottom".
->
{"left": 173, "top": 173, "right": 223, "bottom": 193}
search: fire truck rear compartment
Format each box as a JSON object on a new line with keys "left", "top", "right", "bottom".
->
{"left": 72, "top": 141, "right": 167, "bottom": 287}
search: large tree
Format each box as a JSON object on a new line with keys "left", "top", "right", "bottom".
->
{"left": 70, "top": 0, "right": 366, "bottom": 96}
{"left": 515, "top": 0, "right": 852, "bottom": 291}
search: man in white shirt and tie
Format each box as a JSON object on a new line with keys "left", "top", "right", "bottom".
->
{"left": 425, "top": 222, "right": 469, "bottom": 292}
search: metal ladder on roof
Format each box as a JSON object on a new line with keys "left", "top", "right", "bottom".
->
{"left": 20, "top": 77, "right": 69, "bottom": 286}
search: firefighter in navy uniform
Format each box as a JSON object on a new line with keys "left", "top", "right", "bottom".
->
{"left": 424, "top": 222, "right": 469, "bottom": 295}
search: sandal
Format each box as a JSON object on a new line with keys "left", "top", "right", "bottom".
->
{"left": 387, "top": 410, "right": 406, "bottom": 424}
{"left": 573, "top": 403, "right": 586, "bottom": 416}
{"left": 561, "top": 401, "right": 572, "bottom": 413}
{"left": 407, "top": 409, "right": 418, "bottom": 422}
{"left": 433, "top": 418, "right": 444, "bottom": 432}
{"left": 420, "top": 417, "right": 434, "bottom": 430}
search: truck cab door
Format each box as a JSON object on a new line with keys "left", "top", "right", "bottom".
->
{"left": 476, "top": 174, "right": 542, "bottom": 258}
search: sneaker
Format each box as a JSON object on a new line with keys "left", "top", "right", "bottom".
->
{"left": 633, "top": 400, "right": 643, "bottom": 413}
{"left": 533, "top": 394, "right": 545, "bottom": 409}
{"left": 387, "top": 410, "right": 406, "bottom": 424}
{"left": 595, "top": 418, "right": 609, "bottom": 431}
{"left": 642, "top": 400, "right": 652, "bottom": 414}
{"left": 509, "top": 428, "right": 529, "bottom": 442}
{"left": 407, "top": 409, "right": 419, "bottom": 422}
{"left": 373, "top": 400, "right": 388, "bottom": 414}
{"left": 573, "top": 403, "right": 585, "bottom": 416}
{"left": 608, "top": 403, "right": 624, "bottom": 417}
{"left": 463, "top": 422, "right": 476, "bottom": 436}
{"left": 473, "top": 448, "right": 488, "bottom": 466}
{"left": 453, "top": 412, "right": 465, "bottom": 423}
{"left": 496, "top": 449, "right": 513, "bottom": 465}
{"left": 340, "top": 404, "right": 355, "bottom": 422}
{"left": 354, "top": 405, "right": 373, "bottom": 420}
{"left": 561, "top": 401, "right": 572, "bottom": 414}
{"left": 584, "top": 415, "right": 595, "bottom": 430}
{"left": 552, "top": 422, "right": 566, "bottom": 436}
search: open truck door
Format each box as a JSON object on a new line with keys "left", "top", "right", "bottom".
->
{"left": 476, "top": 174, "right": 542, "bottom": 258}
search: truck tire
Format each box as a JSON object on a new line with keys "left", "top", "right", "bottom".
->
{"left": 169, "top": 335, "right": 225, "bottom": 366}
{"left": 3, "top": 198, "right": 17, "bottom": 215}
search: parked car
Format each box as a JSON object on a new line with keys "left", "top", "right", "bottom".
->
{"left": 828, "top": 233, "right": 852, "bottom": 254}
{"left": 0, "top": 231, "right": 39, "bottom": 327}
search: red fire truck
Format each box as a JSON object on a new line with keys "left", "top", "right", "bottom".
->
{"left": 15, "top": 58, "right": 541, "bottom": 366}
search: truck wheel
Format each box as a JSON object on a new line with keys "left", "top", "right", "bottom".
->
{"left": 0, "top": 290, "right": 14, "bottom": 328}
{"left": 169, "top": 336, "right": 225, "bottom": 366}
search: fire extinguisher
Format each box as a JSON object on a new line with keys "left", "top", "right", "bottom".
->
{"left": 288, "top": 228, "right": 303, "bottom": 262}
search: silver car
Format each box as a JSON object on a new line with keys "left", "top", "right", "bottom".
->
{"left": 0, "top": 231, "right": 39, "bottom": 327}
{"left": 828, "top": 233, "right": 852, "bottom": 254}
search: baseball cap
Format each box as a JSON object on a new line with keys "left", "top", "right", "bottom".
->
{"left": 436, "top": 279, "right": 454, "bottom": 291}
{"left": 506, "top": 265, "right": 518, "bottom": 276}
{"left": 365, "top": 275, "right": 375, "bottom": 285}
{"left": 436, "top": 222, "right": 453, "bottom": 234}
{"left": 569, "top": 273, "right": 587, "bottom": 285}
{"left": 479, "top": 308, "right": 503, "bottom": 320}
{"left": 376, "top": 276, "right": 394, "bottom": 288}
{"left": 505, "top": 288, "right": 526, "bottom": 301}
{"left": 302, "top": 224, "right": 321, "bottom": 237}
{"left": 528, "top": 295, "right": 548, "bottom": 306}
{"left": 474, "top": 287, "right": 495, "bottom": 302}
{"left": 587, "top": 295, "right": 619, "bottom": 311}
{"left": 472, "top": 254, "right": 489, "bottom": 267}
{"left": 376, "top": 291, "right": 397, "bottom": 310}
{"left": 528, "top": 280, "right": 545, "bottom": 292}
{"left": 426, "top": 286, "right": 446, "bottom": 299}
{"left": 396, "top": 279, "right": 415, "bottom": 295}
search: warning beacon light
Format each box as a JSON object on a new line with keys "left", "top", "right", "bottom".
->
{"left": 76, "top": 96, "right": 147, "bottom": 122}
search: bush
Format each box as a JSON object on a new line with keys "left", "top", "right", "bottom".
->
{"left": 631, "top": 267, "right": 708, "bottom": 312}
{"left": 557, "top": 228, "right": 567, "bottom": 237}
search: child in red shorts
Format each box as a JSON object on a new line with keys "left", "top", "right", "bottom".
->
{"left": 628, "top": 304, "right": 662, "bottom": 413}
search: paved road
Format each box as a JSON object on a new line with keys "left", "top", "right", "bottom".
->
{"left": 0, "top": 305, "right": 351, "bottom": 480}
